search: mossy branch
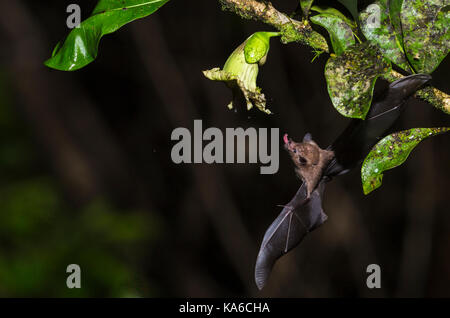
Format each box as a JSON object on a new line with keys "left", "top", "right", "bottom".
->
{"left": 219, "top": 0, "right": 328, "bottom": 51}
{"left": 383, "top": 70, "right": 450, "bottom": 115}
{"left": 219, "top": 0, "right": 450, "bottom": 115}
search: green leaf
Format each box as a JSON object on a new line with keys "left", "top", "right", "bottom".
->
{"left": 300, "top": 0, "right": 315, "bottom": 16}
{"left": 324, "top": 42, "right": 391, "bottom": 119}
{"left": 361, "top": 127, "right": 450, "bottom": 194}
{"left": 204, "top": 31, "right": 280, "bottom": 114}
{"left": 45, "top": 0, "right": 170, "bottom": 71}
{"left": 359, "top": 1, "right": 413, "bottom": 72}
{"left": 337, "top": 0, "right": 359, "bottom": 20}
{"left": 244, "top": 32, "right": 280, "bottom": 64}
{"left": 310, "top": 13, "right": 355, "bottom": 55}
{"left": 400, "top": 0, "right": 450, "bottom": 73}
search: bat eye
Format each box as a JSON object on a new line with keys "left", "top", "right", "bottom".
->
{"left": 293, "top": 149, "right": 297, "bottom": 153}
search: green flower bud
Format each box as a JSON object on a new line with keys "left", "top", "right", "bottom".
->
{"left": 203, "top": 32, "right": 280, "bottom": 114}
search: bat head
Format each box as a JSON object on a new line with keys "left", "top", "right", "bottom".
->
{"left": 284, "top": 133, "right": 334, "bottom": 196}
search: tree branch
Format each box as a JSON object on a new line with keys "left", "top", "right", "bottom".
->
{"left": 219, "top": 0, "right": 450, "bottom": 115}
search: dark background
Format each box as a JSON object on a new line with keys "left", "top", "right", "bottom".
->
{"left": 0, "top": 0, "right": 449, "bottom": 297}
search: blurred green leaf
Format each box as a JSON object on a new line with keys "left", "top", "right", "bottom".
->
{"left": 361, "top": 127, "right": 450, "bottom": 194}
{"left": 400, "top": 0, "right": 450, "bottom": 73}
{"left": 45, "top": 0, "right": 170, "bottom": 71}
{"left": 324, "top": 42, "right": 391, "bottom": 119}
{"left": 359, "top": 0, "right": 413, "bottom": 72}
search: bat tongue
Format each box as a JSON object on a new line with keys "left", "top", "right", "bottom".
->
{"left": 283, "top": 133, "right": 289, "bottom": 145}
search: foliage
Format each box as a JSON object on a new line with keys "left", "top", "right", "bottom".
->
{"left": 324, "top": 42, "right": 391, "bottom": 119}
{"left": 300, "top": 0, "right": 315, "bottom": 17}
{"left": 310, "top": 7, "right": 356, "bottom": 55}
{"left": 203, "top": 32, "right": 279, "bottom": 114}
{"left": 401, "top": 0, "right": 450, "bottom": 73}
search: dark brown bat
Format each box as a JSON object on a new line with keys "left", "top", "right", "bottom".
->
{"left": 255, "top": 73, "right": 432, "bottom": 290}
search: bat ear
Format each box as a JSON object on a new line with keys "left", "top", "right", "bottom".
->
{"left": 303, "top": 133, "right": 313, "bottom": 142}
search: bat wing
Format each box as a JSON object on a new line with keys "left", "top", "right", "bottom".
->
{"left": 254, "top": 181, "right": 327, "bottom": 290}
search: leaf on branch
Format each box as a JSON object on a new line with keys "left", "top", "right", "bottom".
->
{"left": 337, "top": 0, "right": 359, "bottom": 20}
{"left": 300, "top": 0, "right": 315, "bottom": 17}
{"left": 310, "top": 6, "right": 355, "bottom": 55}
{"left": 324, "top": 43, "right": 391, "bottom": 119}
{"left": 360, "top": 0, "right": 413, "bottom": 72}
{"left": 389, "top": 0, "right": 404, "bottom": 45}
{"left": 361, "top": 127, "right": 450, "bottom": 194}
{"left": 45, "top": 0, "right": 170, "bottom": 71}
{"left": 400, "top": 0, "right": 450, "bottom": 74}
{"left": 311, "top": 5, "right": 356, "bottom": 27}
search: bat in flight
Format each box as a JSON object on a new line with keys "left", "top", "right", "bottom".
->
{"left": 255, "top": 73, "right": 432, "bottom": 290}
